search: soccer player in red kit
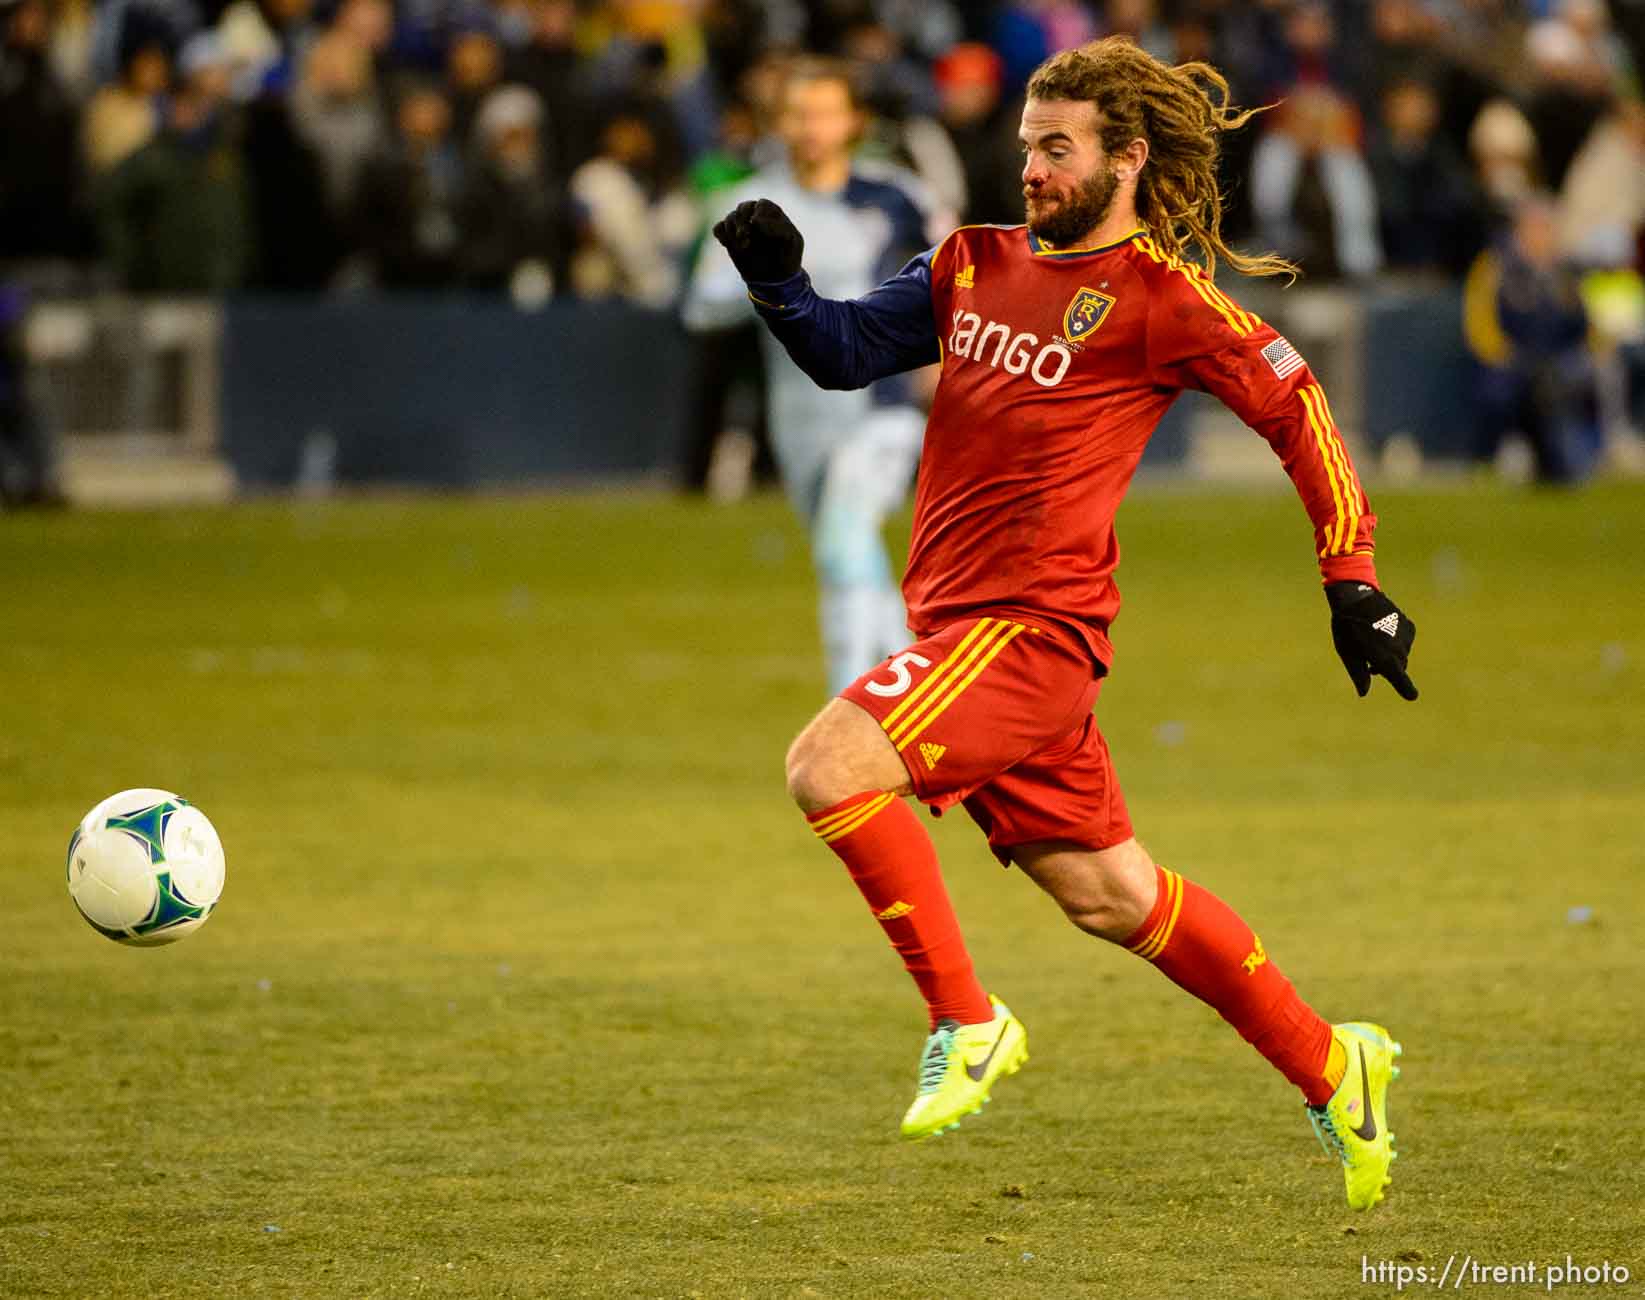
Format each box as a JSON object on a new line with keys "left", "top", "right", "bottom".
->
{"left": 714, "top": 38, "right": 1419, "bottom": 1211}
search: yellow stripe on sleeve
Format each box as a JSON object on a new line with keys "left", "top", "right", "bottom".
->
{"left": 1313, "top": 385, "right": 1363, "bottom": 555}
{"left": 1134, "top": 236, "right": 1255, "bottom": 337}
{"left": 1204, "top": 280, "right": 1259, "bottom": 335}
{"left": 1298, "top": 385, "right": 1349, "bottom": 556}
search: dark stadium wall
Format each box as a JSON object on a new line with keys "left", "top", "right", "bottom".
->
{"left": 220, "top": 300, "right": 695, "bottom": 488}
{"left": 218, "top": 290, "right": 1474, "bottom": 489}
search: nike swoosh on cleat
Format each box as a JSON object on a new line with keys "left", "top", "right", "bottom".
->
{"left": 1350, "top": 1044, "right": 1378, "bottom": 1141}
{"left": 964, "top": 1022, "right": 1011, "bottom": 1082}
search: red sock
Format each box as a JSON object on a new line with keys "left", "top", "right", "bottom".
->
{"left": 1126, "top": 865, "right": 1335, "bottom": 1106}
{"left": 807, "top": 792, "right": 993, "bottom": 1028}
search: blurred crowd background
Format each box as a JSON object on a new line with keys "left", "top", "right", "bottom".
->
{"left": 3, "top": 0, "right": 1645, "bottom": 503}
{"left": 5, "top": 0, "right": 1644, "bottom": 294}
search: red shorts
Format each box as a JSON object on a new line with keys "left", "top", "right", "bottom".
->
{"left": 840, "top": 611, "right": 1133, "bottom": 864}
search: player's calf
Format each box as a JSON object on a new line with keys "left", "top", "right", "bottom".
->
{"left": 791, "top": 700, "right": 992, "bottom": 1031}
{"left": 1013, "top": 838, "right": 1159, "bottom": 941}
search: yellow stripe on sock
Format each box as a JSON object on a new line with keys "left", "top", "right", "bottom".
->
{"left": 1126, "top": 867, "right": 1173, "bottom": 953}
{"left": 812, "top": 793, "right": 901, "bottom": 842}
{"left": 1145, "top": 868, "right": 1187, "bottom": 958}
{"left": 1132, "top": 868, "right": 1184, "bottom": 960}
{"left": 799, "top": 793, "right": 881, "bottom": 842}
{"left": 817, "top": 793, "right": 896, "bottom": 844}
{"left": 809, "top": 798, "right": 872, "bottom": 838}
{"left": 1130, "top": 868, "right": 1174, "bottom": 957}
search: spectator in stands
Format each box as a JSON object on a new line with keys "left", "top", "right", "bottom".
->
{"left": 583, "top": 36, "right": 690, "bottom": 192}
{"left": 1469, "top": 97, "right": 1542, "bottom": 219}
{"left": 568, "top": 109, "right": 696, "bottom": 306}
{"left": 932, "top": 41, "right": 1023, "bottom": 224}
{"left": 1524, "top": 0, "right": 1631, "bottom": 190}
{"left": 840, "top": 18, "right": 937, "bottom": 120}
{"left": 88, "top": 0, "right": 197, "bottom": 89}
{"left": 332, "top": 0, "right": 394, "bottom": 85}
{"left": 505, "top": 0, "right": 595, "bottom": 177}
{"left": 216, "top": 0, "right": 319, "bottom": 97}
{"left": 353, "top": 79, "right": 464, "bottom": 289}
{"left": 290, "top": 28, "right": 384, "bottom": 221}
{"left": 989, "top": 0, "right": 1098, "bottom": 95}
{"left": 1465, "top": 194, "right": 1602, "bottom": 482}
{"left": 580, "top": 6, "right": 715, "bottom": 161}
{"left": 1249, "top": 2, "right": 1383, "bottom": 279}
{"left": 446, "top": 15, "right": 506, "bottom": 146}
{"left": 1363, "top": 0, "right": 1500, "bottom": 161}
{"left": 1559, "top": 97, "right": 1645, "bottom": 267}
{"left": 97, "top": 33, "right": 253, "bottom": 293}
{"left": 688, "top": 97, "right": 758, "bottom": 202}
{"left": 82, "top": 20, "right": 169, "bottom": 175}
{"left": 842, "top": 20, "right": 964, "bottom": 224}
{"left": 47, "top": 0, "right": 94, "bottom": 99}
{"left": 458, "top": 84, "right": 571, "bottom": 299}
{"left": 1104, "top": 0, "right": 1176, "bottom": 63}
{"left": 840, "top": 0, "right": 961, "bottom": 66}
{"left": 0, "top": 0, "right": 85, "bottom": 262}
{"left": 1369, "top": 78, "right": 1484, "bottom": 275}
{"left": 241, "top": 75, "right": 340, "bottom": 289}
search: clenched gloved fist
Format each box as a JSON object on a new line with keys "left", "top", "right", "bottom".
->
{"left": 1325, "top": 581, "right": 1419, "bottom": 700}
{"left": 712, "top": 199, "right": 804, "bottom": 284}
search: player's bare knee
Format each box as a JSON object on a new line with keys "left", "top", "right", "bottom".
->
{"left": 785, "top": 700, "right": 909, "bottom": 813}
{"left": 784, "top": 730, "right": 836, "bottom": 811}
{"left": 784, "top": 718, "right": 859, "bottom": 811}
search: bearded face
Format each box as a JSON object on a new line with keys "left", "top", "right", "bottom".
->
{"left": 1025, "top": 161, "right": 1122, "bottom": 247}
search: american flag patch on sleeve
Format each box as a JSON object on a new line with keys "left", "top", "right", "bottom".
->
{"left": 1261, "top": 336, "right": 1305, "bottom": 379}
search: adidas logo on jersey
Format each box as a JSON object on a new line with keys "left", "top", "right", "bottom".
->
{"left": 1373, "top": 612, "right": 1400, "bottom": 637}
{"left": 954, "top": 263, "right": 975, "bottom": 289}
{"left": 919, "top": 742, "right": 947, "bottom": 770}
{"left": 948, "top": 310, "right": 1074, "bottom": 388}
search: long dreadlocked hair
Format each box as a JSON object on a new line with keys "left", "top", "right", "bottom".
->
{"left": 1026, "top": 36, "right": 1297, "bottom": 280}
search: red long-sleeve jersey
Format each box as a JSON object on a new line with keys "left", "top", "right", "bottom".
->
{"left": 752, "top": 223, "right": 1379, "bottom": 668}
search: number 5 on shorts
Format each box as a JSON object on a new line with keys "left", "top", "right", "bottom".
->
{"left": 864, "top": 651, "right": 932, "bottom": 698}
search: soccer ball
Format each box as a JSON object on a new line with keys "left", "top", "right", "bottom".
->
{"left": 66, "top": 789, "right": 225, "bottom": 946}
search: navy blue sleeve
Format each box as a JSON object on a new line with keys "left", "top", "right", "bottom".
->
{"left": 746, "top": 250, "right": 939, "bottom": 391}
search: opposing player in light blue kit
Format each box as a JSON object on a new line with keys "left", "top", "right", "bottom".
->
{"left": 684, "top": 59, "right": 939, "bottom": 694}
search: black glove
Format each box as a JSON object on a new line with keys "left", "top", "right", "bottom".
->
{"left": 1325, "top": 581, "right": 1419, "bottom": 700}
{"left": 712, "top": 199, "right": 804, "bottom": 284}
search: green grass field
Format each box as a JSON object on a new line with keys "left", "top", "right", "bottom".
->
{"left": 1, "top": 482, "right": 1642, "bottom": 1299}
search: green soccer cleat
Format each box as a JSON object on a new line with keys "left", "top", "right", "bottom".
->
{"left": 900, "top": 994, "right": 1028, "bottom": 1140}
{"left": 1308, "top": 1021, "right": 1403, "bottom": 1210}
